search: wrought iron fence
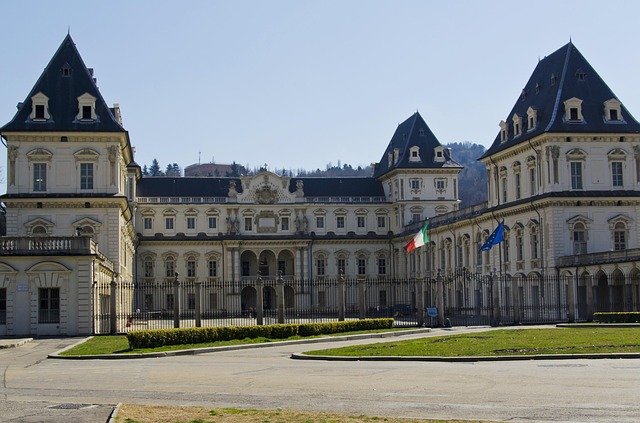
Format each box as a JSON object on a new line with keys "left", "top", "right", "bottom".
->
{"left": 92, "top": 271, "right": 639, "bottom": 334}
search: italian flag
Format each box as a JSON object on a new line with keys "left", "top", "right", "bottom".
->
{"left": 405, "top": 221, "right": 429, "bottom": 253}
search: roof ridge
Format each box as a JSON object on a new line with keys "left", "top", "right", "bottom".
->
{"left": 544, "top": 42, "right": 572, "bottom": 132}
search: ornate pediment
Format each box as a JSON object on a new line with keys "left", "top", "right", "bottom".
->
{"left": 236, "top": 171, "right": 297, "bottom": 204}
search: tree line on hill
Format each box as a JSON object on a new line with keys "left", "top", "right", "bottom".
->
{"left": 140, "top": 142, "right": 488, "bottom": 208}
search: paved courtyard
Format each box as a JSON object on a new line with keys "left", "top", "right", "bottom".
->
{"left": 1, "top": 327, "right": 639, "bottom": 422}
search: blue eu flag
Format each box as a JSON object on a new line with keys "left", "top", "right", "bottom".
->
{"left": 480, "top": 221, "right": 504, "bottom": 251}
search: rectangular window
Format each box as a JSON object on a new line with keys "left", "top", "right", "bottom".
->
{"left": 612, "top": 162, "right": 623, "bottom": 187}
{"left": 357, "top": 258, "right": 366, "bottom": 275}
{"left": 33, "top": 163, "right": 47, "bottom": 191}
{"left": 241, "top": 261, "right": 250, "bottom": 277}
{"left": 436, "top": 180, "right": 445, "bottom": 190}
{"left": 379, "top": 290, "right": 387, "bottom": 307}
{"left": 501, "top": 177, "right": 507, "bottom": 203}
{"left": 516, "top": 236, "right": 523, "bottom": 261}
{"left": 337, "top": 258, "right": 346, "bottom": 275}
{"left": 377, "top": 216, "right": 385, "bottom": 228}
{"left": 143, "top": 260, "right": 154, "bottom": 277}
{"left": 573, "top": 231, "right": 586, "bottom": 255}
{"left": 0, "top": 288, "right": 6, "bottom": 324}
{"left": 377, "top": 257, "right": 387, "bottom": 275}
{"left": 82, "top": 105, "right": 92, "bottom": 120}
{"left": 503, "top": 239, "right": 510, "bottom": 263}
{"left": 208, "top": 260, "right": 217, "bottom": 277}
{"left": 208, "top": 217, "right": 217, "bottom": 229}
{"left": 411, "top": 180, "right": 420, "bottom": 190}
{"left": 165, "top": 260, "right": 175, "bottom": 277}
{"left": 610, "top": 109, "right": 619, "bottom": 121}
{"left": 515, "top": 173, "right": 521, "bottom": 199}
{"left": 187, "top": 260, "right": 196, "bottom": 277}
{"left": 165, "top": 217, "right": 174, "bottom": 230}
{"left": 35, "top": 104, "right": 45, "bottom": 119}
{"left": 316, "top": 216, "right": 324, "bottom": 229}
{"left": 186, "top": 217, "right": 196, "bottom": 230}
{"left": 143, "top": 217, "right": 153, "bottom": 230}
{"left": 38, "top": 288, "right": 60, "bottom": 323}
{"left": 529, "top": 168, "right": 536, "bottom": 195}
{"left": 336, "top": 216, "right": 345, "bottom": 229}
{"left": 244, "top": 217, "right": 253, "bottom": 231}
{"left": 531, "top": 232, "right": 539, "bottom": 259}
{"left": 357, "top": 216, "right": 365, "bottom": 228}
{"left": 281, "top": 217, "right": 289, "bottom": 231}
{"left": 316, "top": 258, "right": 325, "bottom": 276}
{"left": 412, "top": 213, "right": 421, "bottom": 223}
{"left": 570, "top": 107, "right": 579, "bottom": 120}
{"left": 187, "top": 293, "right": 196, "bottom": 310}
{"left": 614, "top": 230, "right": 626, "bottom": 251}
{"left": 570, "top": 162, "right": 583, "bottom": 190}
{"left": 80, "top": 163, "right": 94, "bottom": 190}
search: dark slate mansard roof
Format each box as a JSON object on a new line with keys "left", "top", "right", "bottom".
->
{"left": 137, "top": 176, "right": 385, "bottom": 198}
{"left": 481, "top": 42, "right": 640, "bottom": 159}
{"left": 373, "top": 111, "right": 462, "bottom": 179}
{"left": 1, "top": 34, "right": 125, "bottom": 134}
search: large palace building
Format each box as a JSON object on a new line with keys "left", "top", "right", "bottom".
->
{"left": 0, "top": 36, "right": 638, "bottom": 336}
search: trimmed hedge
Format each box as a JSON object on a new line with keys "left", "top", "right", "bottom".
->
{"left": 593, "top": 312, "right": 640, "bottom": 323}
{"left": 126, "top": 318, "right": 394, "bottom": 350}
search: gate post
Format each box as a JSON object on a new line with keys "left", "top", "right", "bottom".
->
{"left": 256, "top": 273, "right": 264, "bottom": 326}
{"left": 109, "top": 274, "right": 117, "bottom": 334}
{"left": 277, "top": 271, "right": 285, "bottom": 324}
{"left": 358, "top": 278, "right": 366, "bottom": 320}
{"left": 436, "top": 270, "right": 445, "bottom": 327}
{"left": 491, "top": 269, "right": 500, "bottom": 326}
{"left": 195, "top": 280, "right": 202, "bottom": 327}
{"left": 173, "top": 273, "right": 181, "bottom": 328}
{"left": 416, "top": 277, "right": 425, "bottom": 327}
{"left": 585, "top": 274, "right": 594, "bottom": 321}
{"left": 512, "top": 277, "right": 520, "bottom": 324}
{"left": 567, "top": 273, "right": 576, "bottom": 323}
{"left": 338, "top": 271, "right": 346, "bottom": 321}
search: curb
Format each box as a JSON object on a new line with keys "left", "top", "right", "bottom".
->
{"left": 0, "top": 338, "right": 34, "bottom": 349}
{"left": 291, "top": 352, "right": 640, "bottom": 362}
{"left": 48, "top": 328, "right": 433, "bottom": 360}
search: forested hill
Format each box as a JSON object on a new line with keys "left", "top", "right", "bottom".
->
{"left": 140, "top": 142, "right": 488, "bottom": 208}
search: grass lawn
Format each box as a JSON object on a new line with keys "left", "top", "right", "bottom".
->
{"left": 303, "top": 327, "right": 640, "bottom": 357}
{"left": 115, "top": 404, "right": 498, "bottom": 423}
{"left": 59, "top": 328, "right": 414, "bottom": 356}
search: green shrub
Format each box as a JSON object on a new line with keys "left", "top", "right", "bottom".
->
{"left": 593, "top": 312, "right": 640, "bottom": 323}
{"left": 126, "top": 318, "right": 395, "bottom": 350}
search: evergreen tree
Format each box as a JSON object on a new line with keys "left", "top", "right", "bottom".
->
{"left": 142, "top": 164, "right": 149, "bottom": 176}
{"left": 149, "top": 159, "right": 162, "bottom": 176}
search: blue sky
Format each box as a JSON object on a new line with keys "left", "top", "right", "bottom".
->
{"left": 1, "top": 1, "right": 640, "bottom": 186}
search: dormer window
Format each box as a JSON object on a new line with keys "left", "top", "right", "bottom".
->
{"left": 387, "top": 152, "right": 393, "bottom": 167}
{"left": 499, "top": 120, "right": 508, "bottom": 143}
{"left": 393, "top": 148, "right": 400, "bottom": 164}
{"left": 526, "top": 107, "right": 537, "bottom": 131}
{"left": 418, "top": 128, "right": 425, "bottom": 136}
{"left": 434, "top": 146, "right": 445, "bottom": 163}
{"left": 409, "top": 146, "right": 421, "bottom": 162}
{"left": 30, "top": 92, "right": 50, "bottom": 121}
{"left": 551, "top": 73, "right": 557, "bottom": 85}
{"left": 512, "top": 114, "right": 522, "bottom": 137}
{"left": 76, "top": 92, "right": 97, "bottom": 121}
{"left": 535, "top": 83, "right": 541, "bottom": 94}
{"left": 604, "top": 98, "right": 623, "bottom": 122}
{"left": 575, "top": 68, "right": 586, "bottom": 81}
{"left": 563, "top": 97, "right": 584, "bottom": 123}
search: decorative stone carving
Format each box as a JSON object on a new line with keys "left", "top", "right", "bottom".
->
{"left": 228, "top": 180, "right": 238, "bottom": 199}
{"left": 255, "top": 186, "right": 276, "bottom": 204}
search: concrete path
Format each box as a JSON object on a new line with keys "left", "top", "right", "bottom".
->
{"left": 1, "top": 326, "right": 639, "bottom": 422}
